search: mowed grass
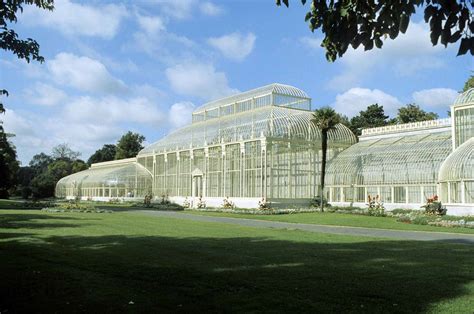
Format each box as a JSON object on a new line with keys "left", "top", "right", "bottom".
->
{"left": 187, "top": 210, "right": 474, "bottom": 234}
{"left": 0, "top": 209, "right": 473, "bottom": 313}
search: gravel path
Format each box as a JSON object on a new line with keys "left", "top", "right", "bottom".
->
{"left": 140, "top": 210, "right": 474, "bottom": 244}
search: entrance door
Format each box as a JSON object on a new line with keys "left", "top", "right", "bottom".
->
{"left": 192, "top": 175, "right": 203, "bottom": 198}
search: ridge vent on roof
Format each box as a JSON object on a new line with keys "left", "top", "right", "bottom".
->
{"left": 361, "top": 118, "right": 451, "bottom": 137}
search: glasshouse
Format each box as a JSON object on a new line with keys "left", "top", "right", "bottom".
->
{"left": 56, "top": 84, "right": 474, "bottom": 215}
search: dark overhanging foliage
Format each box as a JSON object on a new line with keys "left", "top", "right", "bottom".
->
{"left": 277, "top": 0, "right": 474, "bottom": 61}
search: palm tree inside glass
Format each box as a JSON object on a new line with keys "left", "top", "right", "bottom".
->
{"left": 311, "top": 106, "right": 341, "bottom": 212}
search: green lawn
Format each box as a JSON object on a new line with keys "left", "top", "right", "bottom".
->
{"left": 0, "top": 209, "right": 473, "bottom": 313}
{"left": 187, "top": 210, "right": 474, "bottom": 234}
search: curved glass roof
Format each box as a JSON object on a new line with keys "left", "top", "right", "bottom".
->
{"left": 56, "top": 162, "right": 152, "bottom": 188}
{"left": 439, "top": 137, "right": 474, "bottom": 182}
{"left": 193, "top": 83, "right": 310, "bottom": 113}
{"left": 326, "top": 131, "right": 453, "bottom": 186}
{"left": 140, "top": 106, "right": 356, "bottom": 155}
{"left": 453, "top": 88, "right": 473, "bottom": 105}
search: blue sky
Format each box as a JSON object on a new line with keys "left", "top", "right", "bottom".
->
{"left": 1, "top": 0, "right": 472, "bottom": 164}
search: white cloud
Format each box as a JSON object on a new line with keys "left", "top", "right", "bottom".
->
{"left": 137, "top": 14, "right": 166, "bottom": 35}
{"left": 412, "top": 88, "right": 459, "bottom": 109}
{"left": 169, "top": 102, "right": 195, "bottom": 128}
{"left": 63, "top": 96, "right": 164, "bottom": 125}
{"left": 4, "top": 93, "right": 166, "bottom": 164}
{"left": 2, "top": 109, "right": 35, "bottom": 138}
{"left": 48, "top": 53, "right": 127, "bottom": 94}
{"left": 299, "top": 37, "right": 322, "bottom": 50}
{"left": 208, "top": 32, "right": 256, "bottom": 61}
{"left": 24, "top": 83, "right": 67, "bottom": 106}
{"left": 200, "top": 2, "right": 223, "bottom": 16}
{"left": 323, "top": 22, "right": 449, "bottom": 91}
{"left": 166, "top": 63, "right": 239, "bottom": 100}
{"left": 22, "top": 0, "right": 127, "bottom": 39}
{"left": 130, "top": 13, "right": 194, "bottom": 59}
{"left": 151, "top": 0, "right": 222, "bottom": 19}
{"left": 152, "top": 0, "right": 195, "bottom": 20}
{"left": 332, "top": 88, "right": 402, "bottom": 118}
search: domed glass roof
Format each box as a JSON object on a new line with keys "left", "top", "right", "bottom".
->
{"left": 56, "top": 161, "right": 152, "bottom": 197}
{"left": 453, "top": 88, "right": 474, "bottom": 105}
{"left": 139, "top": 106, "right": 356, "bottom": 155}
{"left": 439, "top": 137, "right": 474, "bottom": 182}
{"left": 326, "top": 131, "right": 453, "bottom": 186}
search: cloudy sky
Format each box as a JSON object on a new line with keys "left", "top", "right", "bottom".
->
{"left": 1, "top": 0, "right": 472, "bottom": 164}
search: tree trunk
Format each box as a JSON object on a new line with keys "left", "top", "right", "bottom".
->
{"left": 320, "top": 129, "right": 328, "bottom": 212}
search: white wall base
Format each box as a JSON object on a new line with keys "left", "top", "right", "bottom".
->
{"left": 169, "top": 196, "right": 261, "bottom": 209}
{"left": 444, "top": 204, "right": 474, "bottom": 216}
{"left": 64, "top": 196, "right": 142, "bottom": 202}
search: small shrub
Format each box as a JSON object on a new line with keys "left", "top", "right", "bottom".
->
{"left": 196, "top": 196, "right": 206, "bottom": 209}
{"left": 367, "top": 195, "right": 385, "bottom": 217}
{"left": 421, "top": 195, "right": 447, "bottom": 215}
{"left": 160, "top": 193, "right": 170, "bottom": 205}
{"left": 144, "top": 195, "right": 152, "bottom": 208}
{"left": 182, "top": 197, "right": 190, "bottom": 209}
{"left": 222, "top": 197, "right": 234, "bottom": 209}
{"left": 258, "top": 197, "right": 272, "bottom": 210}
{"left": 310, "top": 195, "right": 330, "bottom": 208}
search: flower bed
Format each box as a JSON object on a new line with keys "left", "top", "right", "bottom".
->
{"left": 191, "top": 207, "right": 320, "bottom": 215}
{"left": 396, "top": 211, "right": 474, "bottom": 229}
{"left": 42, "top": 201, "right": 113, "bottom": 213}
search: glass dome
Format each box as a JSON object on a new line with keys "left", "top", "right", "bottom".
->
{"left": 453, "top": 88, "right": 474, "bottom": 105}
{"left": 326, "top": 131, "right": 453, "bottom": 186}
{"left": 56, "top": 161, "right": 152, "bottom": 199}
{"left": 139, "top": 106, "right": 356, "bottom": 155}
{"left": 439, "top": 137, "right": 474, "bottom": 182}
{"left": 438, "top": 138, "right": 474, "bottom": 204}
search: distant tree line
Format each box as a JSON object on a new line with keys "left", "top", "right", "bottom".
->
{"left": 341, "top": 103, "right": 440, "bottom": 137}
{"left": 0, "top": 131, "right": 145, "bottom": 199}
{"left": 16, "top": 145, "right": 88, "bottom": 199}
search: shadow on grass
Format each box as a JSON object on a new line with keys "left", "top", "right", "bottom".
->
{"left": 0, "top": 213, "right": 86, "bottom": 230}
{"left": 0, "top": 233, "right": 473, "bottom": 313}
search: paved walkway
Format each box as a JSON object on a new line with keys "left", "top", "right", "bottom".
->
{"left": 140, "top": 210, "right": 474, "bottom": 244}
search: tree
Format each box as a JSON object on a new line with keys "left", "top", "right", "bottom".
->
{"left": 71, "top": 160, "right": 88, "bottom": 173}
{"left": 276, "top": 0, "right": 474, "bottom": 61}
{"left": 87, "top": 144, "right": 117, "bottom": 165}
{"left": 0, "top": 128, "right": 19, "bottom": 198}
{"left": 29, "top": 157, "right": 87, "bottom": 198}
{"left": 1, "top": 0, "right": 54, "bottom": 110}
{"left": 24, "top": 149, "right": 86, "bottom": 198}
{"left": 30, "top": 171, "right": 56, "bottom": 198}
{"left": 311, "top": 106, "right": 341, "bottom": 212}
{"left": 463, "top": 74, "right": 474, "bottom": 92}
{"left": 115, "top": 132, "right": 145, "bottom": 160}
{"left": 0, "top": 0, "right": 53, "bottom": 198}
{"left": 29, "top": 152, "right": 53, "bottom": 174}
{"left": 396, "top": 104, "right": 439, "bottom": 124}
{"left": 16, "top": 166, "right": 35, "bottom": 199}
{"left": 51, "top": 143, "right": 81, "bottom": 160}
{"left": 350, "top": 104, "right": 390, "bottom": 136}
